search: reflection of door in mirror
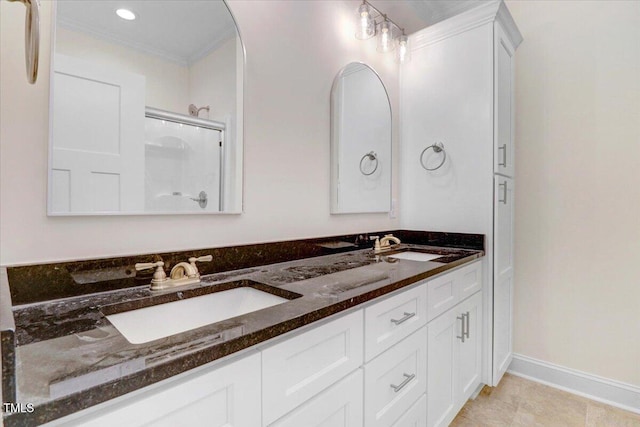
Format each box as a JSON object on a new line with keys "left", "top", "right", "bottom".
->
{"left": 331, "top": 63, "right": 392, "bottom": 214}
{"left": 51, "top": 54, "right": 145, "bottom": 213}
{"left": 48, "top": 0, "right": 243, "bottom": 215}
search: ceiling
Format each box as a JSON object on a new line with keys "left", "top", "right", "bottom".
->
{"left": 56, "top": 0, "right": 487, "bottom": 66}
{"left": 369, "top": 0, "right": 488, "bottom": 34}
{"left": 56, "top": 0, "right": 237, "bottom": 65}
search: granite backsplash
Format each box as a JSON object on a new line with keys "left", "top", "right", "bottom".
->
{"left": 5, "top": 230, "right": 483, "bottom": 305}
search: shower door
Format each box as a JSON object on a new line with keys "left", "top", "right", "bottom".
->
{"left": 144, "top": 116, "right": 223, "bottom": 212}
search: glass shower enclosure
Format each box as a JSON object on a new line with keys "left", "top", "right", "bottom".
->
{"left": 144, "top": 108, "right": 224, "bottom": 213}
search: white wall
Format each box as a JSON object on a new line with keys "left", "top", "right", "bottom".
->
{"left": 506, "top": 0, "right": 640, "bottom": 387}
{"left": 189, "top": 36, "right": 237, "bottom": 123}
{"left": 0, "top": 0, "right": 400, "bottom": 265}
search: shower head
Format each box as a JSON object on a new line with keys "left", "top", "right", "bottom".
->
{"left": 188, "top": 104, "right": 210, "bottom": 117}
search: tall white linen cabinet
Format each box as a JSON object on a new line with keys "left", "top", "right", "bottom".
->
{"left": 400, "top": 0, "right": 522, "bottom": 386}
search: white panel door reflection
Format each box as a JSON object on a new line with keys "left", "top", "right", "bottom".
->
{"left": 50, "top": 54, "right": 145, "bottom": 213}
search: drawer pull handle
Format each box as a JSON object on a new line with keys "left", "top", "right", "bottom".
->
{"left": 457, "top": 314, "right": 466, "bottom": 342}
{"left": 464, "top": 311, "right": 470, "bottom": 339}
{"left": 457, "top": 312, "right": 471, "bottom": 342}
{"left": 390, "top": 373, "right": 416, "bottom": 393}
{"left": 498, "top": 144, "right": 507, "bottom": 167}
{"left": 499, "top": 182, "right": 508, "bottom": 204}
{"left": 390, "top": 312, "right": 416, "bottom": 325}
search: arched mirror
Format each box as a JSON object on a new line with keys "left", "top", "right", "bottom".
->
{"left": 48, "top": 0, "right": 244, "bottom": 215}
{"left": 330, "top": 62, "right": 391, "bottom": 214}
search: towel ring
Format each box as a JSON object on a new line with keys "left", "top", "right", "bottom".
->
{"left": 8, "top": 0, "right": 40, "bottom": 84}
{"left": 359, "top": 151, "right": 379, "bottom": 176}
{"left": 420, "top": 142, "right": 446, "bottom": 171}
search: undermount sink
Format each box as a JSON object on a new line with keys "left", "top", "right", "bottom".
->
{"left": 104, "top": 281, "right": 300, "bottom": 344}
{"left": 387, "top": 251, "right": 442, "bottom": 262}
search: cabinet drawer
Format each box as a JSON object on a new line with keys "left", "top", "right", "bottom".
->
{"left": 262, "top": 310, "right": 364, "bottom": 425}
{"left": 364, "top": 327, "right": 427, "bottom": 427}
{"left": 427, "top": 261, "right": 481, "bottom": 321}
{"left": 456, "top": 261, "right": 482, "bottom": 301}
{"left": 364, "top": 284, "right": 427, "bottom": 361}
{"left": 391, "top": 394, "right": 426, "bottom": 427}
{"left": 269, "top": 369, "right": 363, "bottom": 427}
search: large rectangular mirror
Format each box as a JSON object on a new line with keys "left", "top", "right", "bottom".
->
{"left": 48, "top": 0, "right": 244, "bottom": 215}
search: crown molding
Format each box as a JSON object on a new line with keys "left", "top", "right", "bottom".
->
{"left": 410, "top": 0, "right": 522, "bottom": 51}
{"left": 496, "top": 1, "right": 523, "bottom": 48}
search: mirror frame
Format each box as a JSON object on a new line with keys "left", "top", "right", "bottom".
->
{"left": 47, "top": 0, "right": 246, "bottom": 216}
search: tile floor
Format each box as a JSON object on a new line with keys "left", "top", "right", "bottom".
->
{"left": 451, "top": 373, "right": 640, "bottom": 426}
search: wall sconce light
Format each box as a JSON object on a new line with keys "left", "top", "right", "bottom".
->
{"left": 354, "top": 0, "right": 411, "bottom": 64}
{"left": 355, "top": 1, "right": 375, "bottom": 40}
{"left": 397, "top": 32, "right": 410, "bottom": 64}
{"left": 377, "top": 16, "right": 394, "bottom": 53}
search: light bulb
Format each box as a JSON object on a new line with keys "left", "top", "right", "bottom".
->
{"left": 355, "top": 3, "right": 375, "bottom": 40}
{"left": 396, "top": 33, "right": 410, "bottom": 63}
{"left": 377, "top": 20, "right": 395, "bottom": 53}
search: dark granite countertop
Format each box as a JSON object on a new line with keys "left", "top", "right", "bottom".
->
{"left": 3, "top": 242, "right": 482, "bottom": 426}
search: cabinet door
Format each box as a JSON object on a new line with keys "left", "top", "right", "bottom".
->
{"left": 494, "top": 22, "right": 515, "bottom": 177}
{"left": 269, "top": 369, "right": 363, "bottom": 427}
{"left": 262, "top": 310, "right": 364, "bottom": 425}
{"left": 457, "top": 292, "right": 483, "bottom": 404}
{"left": 493, "top": 176, "right": 514, "bottom": 384}
{"left": 427, "top": 309, "right": 459, "bottom": 427}
{"left": 53, "top": 352, "right": 261, "bottom": 427}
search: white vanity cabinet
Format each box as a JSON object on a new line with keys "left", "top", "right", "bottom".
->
{"left": 46, "top": 260, "right": 484, "bottom": 427}
{"left": 400, "top": 0, "right": 522, "bottom": 387}
{"left": 427, "top": 292, "right": 483, "bottom": 427}
{"left": 47, "top": 351, "right": 262, "bottom": 427}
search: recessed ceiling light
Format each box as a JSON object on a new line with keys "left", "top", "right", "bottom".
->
{"left": 116, "top": 8, "right": 136, "bottom": 21}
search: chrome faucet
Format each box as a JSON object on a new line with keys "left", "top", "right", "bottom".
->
{"left": 135, "top": 255, "right": 212, "bottom": 291}
{"left": 374, "top": 234, "right": 401, "bottom": 253}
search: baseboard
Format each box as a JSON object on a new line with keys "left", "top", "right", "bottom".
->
{"left": 508, "top": 353, "right": 640, "bottom": 414}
